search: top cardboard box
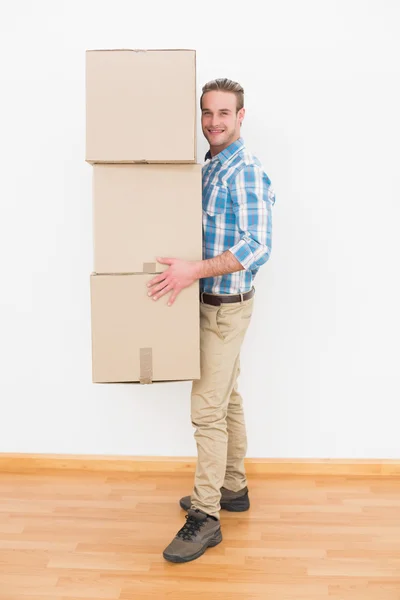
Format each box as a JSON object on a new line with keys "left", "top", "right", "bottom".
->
{"left": 86, "top": 49, "right": 196, "bottom": 164}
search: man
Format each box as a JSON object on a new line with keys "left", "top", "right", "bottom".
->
{"left": 147, "top": 78, "right": 276, "bottom": 563}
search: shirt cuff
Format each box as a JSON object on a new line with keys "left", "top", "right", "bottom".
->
{"left": 228, "top": 238, "right": 255, "bottom": 270}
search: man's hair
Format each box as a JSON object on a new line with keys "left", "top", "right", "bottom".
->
{"left": 200, "top": 78, "right": 244, "bottom": 112}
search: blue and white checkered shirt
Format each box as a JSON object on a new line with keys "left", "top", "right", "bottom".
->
{"left": 201, "top": 137, "right": 276, "bottom": 294}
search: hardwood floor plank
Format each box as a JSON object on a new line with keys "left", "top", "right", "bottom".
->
{"left": 0, "top": 471, "right": 399, "bottom": 599}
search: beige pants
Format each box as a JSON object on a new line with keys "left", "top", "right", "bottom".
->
{"left": 190, "top": 293, "right": 255, "bottom": 519}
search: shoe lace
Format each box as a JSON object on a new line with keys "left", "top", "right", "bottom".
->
{"left": 177, "top": 514, "right": 205, "bottom": 541}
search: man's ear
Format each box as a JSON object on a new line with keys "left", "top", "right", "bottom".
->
{"left": 238, "top": 107, "right": 245, "bottom": 126}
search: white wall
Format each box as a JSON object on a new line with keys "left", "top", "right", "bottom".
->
{"left": 1, "top": 0, "right": 399, "bottom": 459}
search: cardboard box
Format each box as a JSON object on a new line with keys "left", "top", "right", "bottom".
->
{"left": 93, "top": 163, "right": 202, "bottom": 274}
{"left": 86, "top": 49, "right": 196, "bottom": 163}
{"left": 90, "top": 274, "right": 200, "bottom": 383}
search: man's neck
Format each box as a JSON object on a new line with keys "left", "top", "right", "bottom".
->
{"left": 209, "top": 135, "right": 241, "bottom": 158}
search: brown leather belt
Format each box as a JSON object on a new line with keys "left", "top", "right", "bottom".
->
{"left": 200, "top": 287, "right": 255, "bottom": 306}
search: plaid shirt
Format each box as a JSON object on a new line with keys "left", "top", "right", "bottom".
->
{"left": 201, "top": 137, "right": 276, "bottom": 294}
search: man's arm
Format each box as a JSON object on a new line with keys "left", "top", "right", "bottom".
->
{"left": 147, "top": 164, "right": 274, "bottom": 306}
{"left": 146, "top": 252, "right": 243, "bottom": 306}
{"left": 197, "top": 164, "right": 275, "bottom": 279}
{"left": 228, "top": 164, "right": 275, "bottom": 271}
{"left": 196, "top": 250, "right": 244, "bottom": 279}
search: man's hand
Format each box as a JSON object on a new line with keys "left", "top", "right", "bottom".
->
{"left": 147, "top": 251, "right": 244, "bottom": 306}
{"left": 147, "top": 257, "right": 200, "bottom": 306}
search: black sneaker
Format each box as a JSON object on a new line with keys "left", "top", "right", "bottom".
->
{"left": 163, "top": 508, "right": 222, "bottom": 563}
{"left": 179, "top": 486, "right": 250, "bottom": 512}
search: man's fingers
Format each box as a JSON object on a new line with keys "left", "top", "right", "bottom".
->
{"left": 157, "top": 257, "right": 174, "bottom": 265}
{"left": 147, "top": 273, "right": 166, "bottom": 288}
{"left": 148, "top": 279, "right": 170, "bottom": 296}
{"left": 151, "top": 283, "right": 172, "bottom": 301}
{"left": 168, "top": 288, "right": 180, "bottom": 307}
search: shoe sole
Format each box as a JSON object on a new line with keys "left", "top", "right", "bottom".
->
{"left": 163, "top": 529, "right": 223, "bottom": 563}
{"left": 179, "top": 497, "right": 250, "bottom": 513}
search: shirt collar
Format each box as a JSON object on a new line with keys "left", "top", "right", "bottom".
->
{"left": 204, "top": 137, "right": 244, "bottom": 164}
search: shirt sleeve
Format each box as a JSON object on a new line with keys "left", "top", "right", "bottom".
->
{"left": 228, "top": 164, "right": 276, "bottom": 270}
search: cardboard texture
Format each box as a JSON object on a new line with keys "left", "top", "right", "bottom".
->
{"left": 86, "top": 49, "right": 196, "bottom": 163}
{"left": 92, "top": 163, "right": 202, "bottom": 273}
{"left": 87, "top": 47, "right": 201, "bottom": 384}
{"left": 90, "top": 274, "right": 200, "bottom": 383}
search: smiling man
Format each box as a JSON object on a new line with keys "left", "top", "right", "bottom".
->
{"left": 148, "top": 78, "right": 276, "bottom": 563}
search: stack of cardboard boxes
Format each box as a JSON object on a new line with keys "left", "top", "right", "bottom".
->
{"left": 85, "top": 49, "right": 202, "bottom": 384}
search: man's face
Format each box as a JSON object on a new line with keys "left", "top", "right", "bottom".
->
{"left": 201, "top": 91, "right": 245, "bottom": 152}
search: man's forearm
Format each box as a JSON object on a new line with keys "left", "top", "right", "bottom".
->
{"left": 195, "top": 250, "right": 244, "bottom": 280}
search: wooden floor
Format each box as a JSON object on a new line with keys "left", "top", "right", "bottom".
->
{"left": 0, "top": 470, "right": 399, "bottom": 600}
